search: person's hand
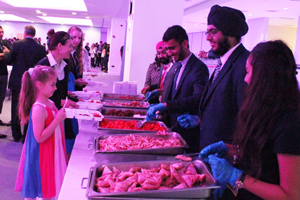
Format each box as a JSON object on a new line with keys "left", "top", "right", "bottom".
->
{"left": 208, "top": 155, "right": 243, "bottom": 198}
{"left": 146, "top": 103, "right": 166, "bottom": 120}
{"left": 177, "top": 114, "right": 200, "bottom": 129}
{"left": 2, "top": 46, "right": 9, "bottom": 53}
{"left": 146, "top": 90, "right": 159, "bottom": 101}
{"left": 198, "top": 50, "right": 208, "bottom": 59}
{"left": 61, "top": 99, "right": 79, "bottom": 108}
{"left": 141, "top": 86, "right": 150, "bottom": 94}
{"left": 75, "top": 78, "right": 88, "bottom": 87}
{"left": 199, "top": 141, "right": 228, "bottom": 162}
{"left": 56, "top": 108, "right": 66, "bottom": 122}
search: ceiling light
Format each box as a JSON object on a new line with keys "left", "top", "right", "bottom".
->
{"left": 38, "top": 16, "right": 93, "bottom": 26}
{"left": 0, "top": 11, "right": 4, "bottom": 14}
{"left": 86, "top": 16, "right": 90, "bottom": 19}
{"left": 72, "top": 12, "right": 77, "bottom": 15}
{"left": 36, "top": 10, "right": 41, "bottom": 14}
{"left": 2, "top": 0, "right": 87, "bottom": 11}
{"left": 42, "top": 13, "right": 47, "bottom": 16}
{"left": 0, "top": 14, "right": 29, "bottom": 22}
{"left": 283, "top": 7, "right": 288, "bottom": 10}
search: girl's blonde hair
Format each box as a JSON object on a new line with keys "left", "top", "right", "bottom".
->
{"left": 18, "top": 65, "right": 57, "bottom": 124}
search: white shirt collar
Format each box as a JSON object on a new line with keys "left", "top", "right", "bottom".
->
{"left": 47, "top": 52, "right": 67, "bottom": 80}
{"left": 220, "top": 43, "right": 241, "bottom": 68}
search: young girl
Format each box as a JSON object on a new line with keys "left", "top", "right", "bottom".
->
{"left": 15, "top": 65, "right": 67, "bottom": 200}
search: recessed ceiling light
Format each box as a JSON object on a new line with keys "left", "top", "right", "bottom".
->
{"left": 36, "top": 10, "right": 41, "bottom": 14}
{"left": 0, "top": 11, "right": 4, "bottom": 14}
{"left": 39, "top": 16, "right": 93, "bottom": 26}
{"left": 283, "top": 7, "right": 288, "bottom": 10}
{"left": 72, "top": 12, "right": 77, "bottom": 15}
{"left": 2, "top": 0, "right": 87, "bottom": 11}
{"left": 42, "top": 13, "right": 47, "bottom": 16}
{"left": 0, "top": 14, "right": 29, "bottom": 22}
{"left": 86, "top": 16, "right": 90, "bottom": 19}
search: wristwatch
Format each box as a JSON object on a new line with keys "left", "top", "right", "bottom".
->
{"left": 227, "top": 172, "right": 246, "bottom": 196}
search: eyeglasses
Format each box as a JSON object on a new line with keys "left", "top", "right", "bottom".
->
{"left": 205, "top": 29, "right": 220, "bottom": 37}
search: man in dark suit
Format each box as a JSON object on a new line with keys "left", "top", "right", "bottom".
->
{"left": 7, "top": 26, "right": 47, "bottom": 142}
{"left": 0, "top": 26, "right": 11, "bottom": 138}
{"left": 147, "top": 25, "right": 209, "bottom": 152}
{"left": 177, "top": 5, "right": 250, "bottom": 150}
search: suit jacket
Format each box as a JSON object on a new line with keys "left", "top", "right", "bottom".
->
{"left": 161, "top": 53, "right": 209, "bottom": 152}
{"left": 0, "top": 39, "right": 11, "bottom": 76}
{"left": 7, "top": 38, "right": 46, "bottom": 89}
{"left": 199, "top": 44, "right": 250, "bottom": 150}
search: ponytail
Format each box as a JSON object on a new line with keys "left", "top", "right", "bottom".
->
{"left": 18, "top": 71, "right": 37, "bottom": 125}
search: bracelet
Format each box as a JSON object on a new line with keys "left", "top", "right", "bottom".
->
{"left": 227, "top": 172, "right": 246, "bottom": 196}
{"left": 233, "top": 145, "right": 240, "bottom": 164}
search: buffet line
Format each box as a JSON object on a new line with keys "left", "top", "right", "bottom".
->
{"left": 58, "top": 91, "right": 220, "bottom": 200}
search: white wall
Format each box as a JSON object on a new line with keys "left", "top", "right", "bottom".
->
{"left": 0, "top": 21, "right": 101, "bottom": 46}
{"left": 268, "top": 25, "right": 297, "bottom": 52}
{"left": 124, "top": 0, "right": 184, "bottom": 93}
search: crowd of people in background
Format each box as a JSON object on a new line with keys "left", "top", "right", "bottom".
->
{"left": 85, "top": 41, "right": 110, "bottom": 72}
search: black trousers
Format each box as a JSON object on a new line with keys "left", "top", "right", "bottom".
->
{"left": 11, "top": 88, "right": 27, "bottom": 141}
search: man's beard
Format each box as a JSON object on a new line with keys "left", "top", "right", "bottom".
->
{"left": 213, "top": 36, "right": 231, "bottom": 56}
{"left": 160, "top": 57, "right": 170, "bottom": 64}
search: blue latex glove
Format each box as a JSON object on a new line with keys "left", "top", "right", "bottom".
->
{"left": 199, "top": 141, "right": 228, "bottom": 162}
{"left": 208, "top": 155, "right": 243, "bottom": 198}
{"left": 146, "top": 90, "right": 159, "bottom": 101}
{"left": 146, "top": 103, "right": 166, "bottom": 120}
{"left": 177, "top": 114, "right": 199, "bottom": 129}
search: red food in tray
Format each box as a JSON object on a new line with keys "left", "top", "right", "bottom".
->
{"left": 95, "top": 162, "right": 206, "bottom": 193}
{"left": 99, "top": 119, "right": 168, "bottom": 131}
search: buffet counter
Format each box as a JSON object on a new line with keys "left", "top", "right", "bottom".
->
{"left": 57, "top": 120, "right": 178, "bottom": 200}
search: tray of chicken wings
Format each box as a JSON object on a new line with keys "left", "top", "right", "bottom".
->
{"left": 85, "top": 160, "right": 219, "bottom": 199}
{"left": 98, "top": 118, "right": 169, "bottom": 132}
{"left": 102, "top": 93, "right": 145, "bottom": 101}
{"left": 94, "top": 132, "right": 188, "bottom": 155}
{"left": 100, "top": 107, "right": 147, "bottom": 120}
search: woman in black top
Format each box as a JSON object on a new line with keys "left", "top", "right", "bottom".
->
{"left": 200, "top": 40, "right": 300, "bottom": 200}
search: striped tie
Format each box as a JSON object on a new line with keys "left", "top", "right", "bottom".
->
{"left": 212, "top": 59, "right": 222, "bottom": 83}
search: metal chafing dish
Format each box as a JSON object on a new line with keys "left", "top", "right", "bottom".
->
{"left": 102, "top": 100, "right": 149, "bottom": 110}
{"left": 100, "top": 107, "right": 146, "bottom": 120}
{"left": 102, "top": 93, "right": 145, "bottom": 101}
{"left": 94, "top": 132, "right": 188, "bottom": 155}
{"left": 98, "top": 118, "right": 169, "bottom": 132}
{"left": 85, "top": 160, "right": 219, "bottom": 199}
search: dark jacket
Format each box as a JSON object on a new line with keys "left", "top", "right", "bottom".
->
{"left": 199, "top": 44, "right": 250, "bottom": 150}
{"left": 7, "top": 38, "right": 46, "bottom": 89}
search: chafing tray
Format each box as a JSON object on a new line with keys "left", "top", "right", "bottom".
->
{"left": 100, "top": 107, "right": 146, "bottom": 120}
{"left": 102, "top": 93, "right": 145, "bottom": 101}
{"left": 102, "top": 100, "right": 149, "bottom": 110}
{"left": 98, "top": 118, "right": 169, "bottom": 132}
{"left": 94, "top": 132, "right": 188, "bottom": 155}
{"left": 85, "top": 160, "right": 219, "bottom": 199}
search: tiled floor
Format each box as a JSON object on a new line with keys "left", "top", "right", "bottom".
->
{"left": 0, "top": 96, "right": 23, "bottom": 200}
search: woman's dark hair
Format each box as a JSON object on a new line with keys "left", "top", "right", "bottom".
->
{"left": 162, "top": 25, "right": 188, "bottom": 44}
{"left": 47, "top": 30, "right": 71, "bottom": 51}
{"left": 234, "top": 40, "right": 300, "bottom": 177}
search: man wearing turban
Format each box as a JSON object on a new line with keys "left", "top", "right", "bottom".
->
{"left": 177, "top": 5, "right": 250, "bottom": 150}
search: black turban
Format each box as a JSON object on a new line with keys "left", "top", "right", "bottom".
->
{"left": 208, "top": 5, "right": 248, "bottom": 37}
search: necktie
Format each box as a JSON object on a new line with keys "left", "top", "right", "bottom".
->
{"left": 73, "top": 52, "right": 78, "bottom": 66}
{"left": 172, "top": 63, "right": 182, "bottom": 98}
{"left": 212, "top": 59, "right": 222, "bottom": 83}
{"left": 160, "top": 65, "right": 168, "bottom": 89}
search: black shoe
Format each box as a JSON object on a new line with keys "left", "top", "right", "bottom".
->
{"left": 0, "top": 120, "right": 6, "bottom": 126}
{"left": 13, "top": 137, "right": 21, "bottom": 142}
{"left": 0, "top": 134, "right": 7, "bottom": 138}
{"left": 5, "top": 121, "right": 11, "bottom": 126}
